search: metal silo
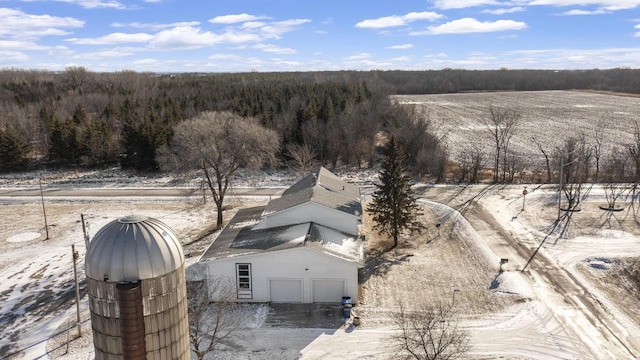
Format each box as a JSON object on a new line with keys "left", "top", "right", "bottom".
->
{"left": 85, "top": 215, "right": 190, "bottom": 360}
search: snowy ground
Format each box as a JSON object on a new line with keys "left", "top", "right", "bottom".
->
{"left": 1, "top": 169, "right": 640, "bottom": 359}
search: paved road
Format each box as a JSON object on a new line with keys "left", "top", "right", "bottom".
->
{"left": 0, "top": 186, "right": 286, "bottom": 199}
{"left": 467, "top": 203, "right": 639, "bottom": 359}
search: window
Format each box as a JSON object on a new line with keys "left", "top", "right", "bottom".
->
{"left": 236, "top": 263, "right": 252, "bottom": 299}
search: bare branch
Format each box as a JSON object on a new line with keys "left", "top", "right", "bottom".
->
{"left": 391, "top": 302, "right": 470, "bottom": 360}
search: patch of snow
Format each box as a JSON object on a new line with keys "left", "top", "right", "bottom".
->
{"left": 6, "top": 231, "right": 41, "bottom": 242}
{"left": 490, "top": 271, "right": 535, "bottom": 299}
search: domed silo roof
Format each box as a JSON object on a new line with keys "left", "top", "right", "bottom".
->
{"left": 85, "top": 215, "right": 185, "bottom": 282}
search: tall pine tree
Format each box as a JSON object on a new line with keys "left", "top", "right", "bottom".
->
{"left": 368, "top": 137, "right": 423, "bottom": 249}
{"left": 0, "top": 126, "right": 30, "bottom": 172}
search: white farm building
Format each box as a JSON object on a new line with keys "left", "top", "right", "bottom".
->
{"left": 194, "top": 167, "right": 364, "bottom": 304}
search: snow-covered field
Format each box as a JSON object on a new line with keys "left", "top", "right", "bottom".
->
{"left": 1, "top": 169, "right": 640, "bottom": 359}
{"left": 394, "top": 90, "right": 640, "bottom": 166}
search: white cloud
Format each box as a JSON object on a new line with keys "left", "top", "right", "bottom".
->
{"left": 242, "top": 22, "right": 267, "bottom": 29}
{"left": 0, "top": 8, "right": 84, "bottom": 39}
{"left": 482, "top": 7, "right": 526, "bottom": 14}
{"left": 559, "top": 8, "right": 609, "bottom": 14}
{"left": 66, "top": 32, "right": 154, "bottom": 45}
{"left": 433, "top": 0, "right": 499, "bottom": 9}
{"left": 209, "top": 14, "right": 269, "bottom": 24}
{"left": 253, "top": 43, "right": 297, "bottom": 54}
{"left": 111, "top": 21, "right": 200, "bottom": 30}
{"left": 525, "top": 0, "right": 640, "bottom": 11}
{"left": 414, "top": 18, "right": 527, "bottom": 34}
{"left": 434, "top": 0, "right": 639, "bottom": 10}
{"left": 494, "top": 47, "right": 640, "bottom": 68}
{"left": 55, "top": 0, "right": 126, "bottom": 9}
{"left": 271, "top": 59, "right": 304, "bottom": 67}
{"left": 0, "top": 50, "right": 29, "bottom": 63}
{"left": 356, "top": 11, "right": 443, "bottom": 29}
{"left": 344, "top": 53, "right": 372, "bottom": 60}
{"left": 635, "top": 24, "right": 640, "bottom": 37}
{"left": 148, "top": 26, "right": 262, "bottom": 49}
{"left": 0, "top": 39, "right": 47, "bottom": 50}
{"left": 209, "top": 54, "right": 243, "bottom": 61}
{"left": 391, "top": 56, "right": 412, "bottom": 62}
{"left": 387, "top": 44, "right": 414, "bottom": 49}
{"left": 74, "top": 49, "right": 134, "bottom": 59}
{"left": 258, "top": 19, "right": 311, "bottom": 39}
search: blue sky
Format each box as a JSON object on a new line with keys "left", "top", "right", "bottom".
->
{"left": 1, "top": 0, "right": 639, "bottom": 72}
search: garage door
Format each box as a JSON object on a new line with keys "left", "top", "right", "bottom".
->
{"left": 269, "top": 279, "right": 303, "bottom": 303}
{"left": 312, "top": 279, "right": 346, "bottom": 303}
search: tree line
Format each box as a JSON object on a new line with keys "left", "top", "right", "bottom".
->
{"left": 1, "top": 67, "right": 640, "bottom": 180}
{"left": 0, "top": 67, "right": 447, "bottom": 177}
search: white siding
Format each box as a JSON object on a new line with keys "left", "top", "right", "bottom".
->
{"left": 269, "top": 279, "right": 303, "bottom": 302}
{"left": 312, "top": 279, "right": 346, "bottom": 303}
{"left": 201, "top": 247, "right": 359, "bottom": 304}
{"left": 255, "top": 202, "right": 359, "bottom": 234}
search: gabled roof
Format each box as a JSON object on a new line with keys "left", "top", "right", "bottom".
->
{"left": 283, "top": 167, "right": 360, "bottom": 198}
{"left": 200, "top": 206, "right": 363, "bottom": 265}
{"left": 199, "top": 167, "right": 364, "bottom": 265}
{"left": 262, "top": 166, "right": 361, "bottom": 218}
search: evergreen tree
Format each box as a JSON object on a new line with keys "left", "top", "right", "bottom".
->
{"left": 49, "top": 117, "right": 81, "bottom": 164}
{"left": 0, "top": 126, "right": 30, "bottom": 172}
{"left": 119, "top": 100, "right": 170, "bottom": 171}
{"left": 368, "top": 137, "right": 423, "bottom": 249}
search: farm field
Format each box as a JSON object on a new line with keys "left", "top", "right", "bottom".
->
{"left": 394, "top": 90, "right": 640, "bottom": 170}
{"left": 2, "top": 91, "right": 640, "bottom": 359}
{"left": 2, "top": 169, "right": 640, "bottom": 358}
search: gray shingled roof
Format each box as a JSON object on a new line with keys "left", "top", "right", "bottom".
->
{"left": 200, "top": 206, "right": 363, "bottom": 264}
{"left": 263, "top": 167, "right": 362, "bottom": 217}
{"left": 199, "top": 167, "right": 363, "bottom": 264}
{"left": 282, "top": 167, "right": 360, "bottom": 198}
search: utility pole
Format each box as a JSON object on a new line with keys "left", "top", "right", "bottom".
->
{"left": 72, "top": 244, "right": 82, "bottom": 337}
{"left": 39, "top": 178, "right": 49, "bottom": 240}
{"left": 81, "top": 214, "right": 89, "bottom": 248}
{"left": 557, "top": 158, "right": 563, "bottom": 221}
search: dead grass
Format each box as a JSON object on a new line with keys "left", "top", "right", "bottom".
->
{"left": 356, "top": 200, "right": 525, "bottom": 328}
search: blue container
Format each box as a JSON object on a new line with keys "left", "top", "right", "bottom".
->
{"left": 341, "top": 296, "right": 352, "bottom": 318}
{"left": 342, "top": 306, "right": 351, "bottom": 318}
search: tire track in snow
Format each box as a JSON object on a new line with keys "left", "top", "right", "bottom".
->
{"left": 469, "top": 203, "right": 638, "bottom": 359}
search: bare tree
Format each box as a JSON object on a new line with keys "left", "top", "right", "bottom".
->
{"left": 158, "top": 111, "right": 280, "bottom": 228}
{"left": 505, "top": 150, "right": 526, "bottom": 183}
{"left": 626, "top": 120, "right": 640, "bottom": 183}
{"left": 532, "top": 137, "right": 552, "bottom": 183}
{"left": 391, "top": 302, "right": 470, "bottom": 360}
{"left": 60, "top": 66, "right": 91, "bottom": 95}
{"left": 600, "top": 147, "right": 631, "bottom": 216}
{"left": 455, "top": 144, "right": 483, "bottom": 183}
{"left": 556, "top": 134, "right": 592, "bottom": 237}
{"left": 484, "top": 105, "right": 521, "bottom": 183}
{"left": 286, "top": 142, "right": 318, "bottom": 175}
{"left": 556, "top": 135, "right": 591, "bottom": 214}
{"left": 389, "top": 105, "right": 449, "bottom": 180}
{"left": 188, "top": 277, "right": 245, "bottom": 360}
{"left": 592, "top": 119, "right": 605, "bottom": 182}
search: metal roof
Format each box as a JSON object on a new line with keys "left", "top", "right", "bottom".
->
{"left": 263, "top": 166, "right": 362, "bottom": 218}
{"left": 200, "top": 206, "right": 363, "bottom": 265}
{"left": 85, "top": 215, "right": 185, "bottom": 282}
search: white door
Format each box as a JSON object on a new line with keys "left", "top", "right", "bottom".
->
{"left": 312, "top": 279, "right": 346, "bottom": 303}
{"left": 269, "top": 279, "right": 303, "bottom": 303}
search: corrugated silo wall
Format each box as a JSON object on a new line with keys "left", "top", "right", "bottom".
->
{"left": 141, "top": 264, "right": 190, "bottom": 359}
{"left": 87, "top": 265, "right": 190, "bottom": 360}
